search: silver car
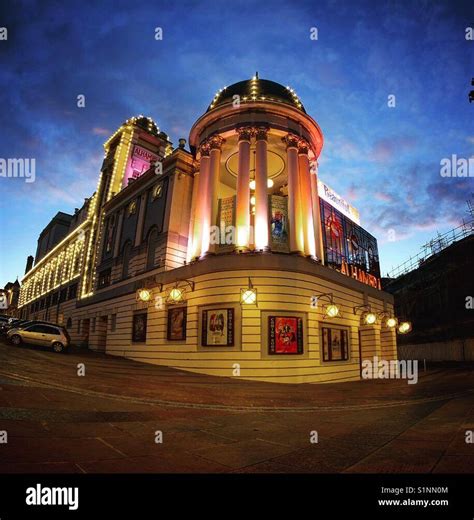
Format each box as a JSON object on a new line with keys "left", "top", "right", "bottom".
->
{"left": 8, "top": 323, "right": 70, "bottom": 353}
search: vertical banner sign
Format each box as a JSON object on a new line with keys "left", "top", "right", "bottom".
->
{"left": 269, "top": 195, "right": 289, "bottom": 253}
{"left": 217, "top": 196, "right": 236, "bottom": 249}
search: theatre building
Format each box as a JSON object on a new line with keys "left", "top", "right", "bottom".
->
{"left": 18, "top": 76, "right": 404, "bottom": 384}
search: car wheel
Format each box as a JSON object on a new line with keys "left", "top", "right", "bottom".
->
{"left": 10, "top": 334, "right": 22, "bottom": 346}
{"left": 52, "top": 342, "right": 64, "bottom": 353}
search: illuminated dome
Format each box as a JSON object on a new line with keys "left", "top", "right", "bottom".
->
{"left": 207, "top": 74, "right": 306, "bottom": 113}
{"left": 124, "top": 115, "right": 161, "bottom": 137}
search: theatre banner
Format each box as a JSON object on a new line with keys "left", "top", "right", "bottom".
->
{"left": 269, "top": 195, "right": 289, "bottom": 253}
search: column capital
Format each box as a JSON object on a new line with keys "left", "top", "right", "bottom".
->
{"left": 236, "top": 126, "right": 254, "bottom": 142}
{"left": 208, "top": 134, "right": 225, "bottom": 150}
{"left": 297, "top": 139, "right": 311, "bottom": 156}
{"left": 282, "top": 133, "right": 300, "bottom": 150}
{"left": 254, "top": 126, "right": 269, "bottom": 141}
{"left": 198, "top": 143, "right": 210, "bottom": 158}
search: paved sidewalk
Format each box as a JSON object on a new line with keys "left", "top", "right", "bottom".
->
{"left": 0, "top": 342, "right": 473, "bottom": 473}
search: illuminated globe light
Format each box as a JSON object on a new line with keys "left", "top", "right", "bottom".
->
{"left": 250, "top": 196, "right": 256, "bottom": 206}
{"left": 325, "top": 304, "right": 340, "bottom": 318}
{"left": 267, "top": 178, "right": 274, "bottom": 188}
{"left": 249, "top": 179, "right": 256, "bottom": 190}
{"left": 386, "top": 317, "right": 398, "bottom": 329}
{"left": 363, "top": 312, "right": 377, "bottom": 325}
{"left": 168, "top": 287, "right": 184, "bottom": 303}
{"left": 137, "top": 288, "right": 152, "bottom": 302}
{"left": 241, "top": 288, "right": 257, "bottom": 305}
{"left": 398, "top": 321, "right": 412, "bottom": 334}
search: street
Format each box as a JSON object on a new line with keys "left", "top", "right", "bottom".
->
{"left": 0, "top": 339, "right": 473, "bottom": 473}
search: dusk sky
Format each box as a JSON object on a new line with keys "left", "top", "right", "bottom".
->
{"left": 1, "top": 0, "right": 473, "bottom": 286}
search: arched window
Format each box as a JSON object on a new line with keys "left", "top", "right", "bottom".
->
{"left": 146, "top": 228, "right": 158, "bottom": 270}
{"left": 122, "top": 241, "right": 132, "bottom": 279}
{"left": 66, "top": 317, "right": 72, "bottom": 329}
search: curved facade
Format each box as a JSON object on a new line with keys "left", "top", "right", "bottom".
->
{"left": 19, "top": 76, "right": 398, "bottom": 384}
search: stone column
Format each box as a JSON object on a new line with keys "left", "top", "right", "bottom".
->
{"left": 235, "top": 127, "right": 253, "bottom": 249}
{"left": 194, "top": 144, "right": 210, "bottom": 258}
{"left": 284, "top": 134, "right": 304, "bottom": 253}
{"left": 186, "top": 161, "right": 201, "bottom": 263}
{"left": 255, "top": 127, "right": 269, "bottom": 251}
{"left": 297, "top": 140, "right": 316, "bottom": 257}
{"left": 206, "top": 135, "right": 224, "bottom": 254}
{"left": 309, "top": 160, "right": 325, "bottom": 264}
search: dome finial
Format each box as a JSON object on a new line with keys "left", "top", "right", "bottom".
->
{"left": 255, "top": 71, "right": 259, "bottom": 79}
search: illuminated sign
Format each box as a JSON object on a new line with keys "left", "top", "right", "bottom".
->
{"left": 338, "top": 260, "right": 382, "bottom": 290}
{"left": 318, "top": 179, "right": 360, "bottom": 225}
{"left": 123, "top": 145, "right": 158, "bottom": 186}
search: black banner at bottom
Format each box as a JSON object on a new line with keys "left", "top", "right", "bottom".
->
{"left": 0, "top": 474, "right": 472, "bottom": 518}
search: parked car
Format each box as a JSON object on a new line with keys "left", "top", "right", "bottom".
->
{"left": 0, "top": 319, "right": 32, "bottom": 335}
{"left": 7, "top": 323, "right": 70, "bottom": 353}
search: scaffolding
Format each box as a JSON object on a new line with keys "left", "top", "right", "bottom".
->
{"left": 387, "top": 215, "right": 474, "bottom": 279}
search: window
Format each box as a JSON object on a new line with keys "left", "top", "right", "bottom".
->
{"left": 322, "top": 327, "right": 349, "bottom": 362}
{"left": 122, "top": 242, "right": 132, "bottom": 279}
{"left": 91, "top": 317, "right": 96, "bottom": 333}
{"left": 66, "top": 317, "right": 72, "bottom": 329}
{"left": 132, "top": 312, "right": 147, "bottom": 342}
{"left": 59, "top": 289, "right": 67, "bottom": 303}
{"left": 40, "top": 325, "right": 61, "bottom": 336}
{"left": 51, "top": 292, "right": 58, "bottom": 305}
{"left": 98, "top": 268, "right": 111, "bottom": 289}
{"left": 146, "top": 228, "right": 158, "bottom": 270}
{"left": 68, "top": 283, "right": 78, "bottom": 300}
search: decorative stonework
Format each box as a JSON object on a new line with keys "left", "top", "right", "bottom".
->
{"left": 282, "top": 133, "right": 300, "bottom": 150}
{"left": 297, "top": 139, "right": 310, "bottom": 156}
{"left": 236, "top": 126, "right": 254, "bottom": 142}
{"left": 255, "top": 126, "right": 269, "bottom": 141}
{"left": 208, "top": 135, "right": 225, "bottom": 150}
{"left": 199, "top": 143, "right": 210, "bottom": 158}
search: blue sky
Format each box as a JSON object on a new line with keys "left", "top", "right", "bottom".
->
{"left": 0, "top": 0, "right": 473, "bottom": 285}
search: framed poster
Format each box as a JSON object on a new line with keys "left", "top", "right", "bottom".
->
{"left": 167, "top": 306, "right": 187, "bottom": 341}
{"left": 132, "top": 312, "right": 147, "bottom": 342}
{"left": 322, "top": 327, "right": 349, "bottom": 361}
{"left": 201, "top": 308, "right": 234, "bottom": 346}
{"left": 269, "top": 195, "right": 289, "bottom": 253}
{"left": 268, "top": 315, "right": 303, "bottom": 355}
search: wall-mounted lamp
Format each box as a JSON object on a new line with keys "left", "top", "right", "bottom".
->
{"left": 165, "top": 280, "right": 195, "bottom": 305}
{"left": 313, "top": 292, "right": 341, "bottom": 318}
{"left": 397, "top": 321, "right": 412, "bottom": 334}
{"left": 241, "top": 278, "right": 257, "bottom": 305}
{"left": 354, "top": 304, "right": 377, "bottom": 325}
{"left": 378, "top": 312, "right": 398, "bottom": 329}
{"left": 136, "top": 288, "right": 152, "bottom": 302}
